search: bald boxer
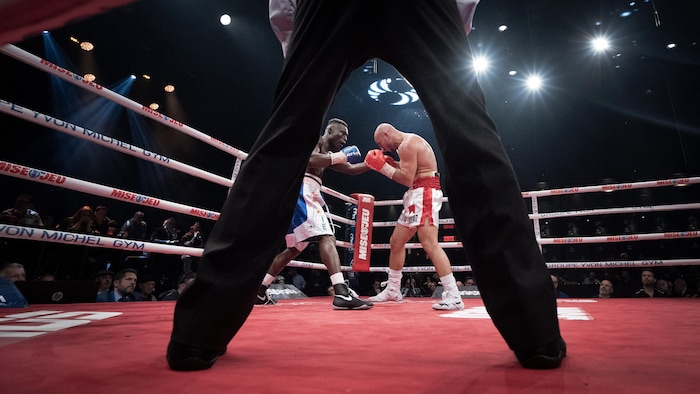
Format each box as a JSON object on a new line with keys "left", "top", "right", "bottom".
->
{"left": 365, "top": 123, "right": 463, "bottom": 310}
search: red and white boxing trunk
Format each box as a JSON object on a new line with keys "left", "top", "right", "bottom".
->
{"left": 397, "top": 176, "right": 442, "bottom": 228}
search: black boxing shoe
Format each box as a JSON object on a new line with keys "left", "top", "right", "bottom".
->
{"left": 515, "top": 337, "right": 567, "bottom": 369}
{"left": 167, "top": 341, "right": 227, "bottom": 371}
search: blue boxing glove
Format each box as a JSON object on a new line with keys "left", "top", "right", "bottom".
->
{"left": 330, "top": 145, "right": 362, "bottom": 164}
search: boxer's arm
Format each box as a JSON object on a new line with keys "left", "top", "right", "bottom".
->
{"left": 329, "top": 161, "right": 370, "bottom": 176}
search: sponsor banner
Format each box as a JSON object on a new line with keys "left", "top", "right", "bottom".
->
{"left": 267, "top": 284, "right": 308, "bottom": 300}
{"left": 351, "top": 194, "right": 374, "bottom": 272}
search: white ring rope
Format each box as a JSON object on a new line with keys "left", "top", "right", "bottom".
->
{"left": 0, "top": 99, "right": 234, "bottom": 188}
{"left": 0, "top": 43, "right": 248, "bottom": 160}
{"left": 0, "top": 224, "right": 203, "bottom": 256}
{"left": 522, "top": 177, "right": 699, "bottom": 198}
{"left": 0, "top": 159, "right": 221, "bottom": 221}
{"left": 529, "top": 202, "right": 700, "bottom": 220}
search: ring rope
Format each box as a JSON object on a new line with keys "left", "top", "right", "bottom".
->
{"left": 0, "top": 224, "right": 203, "bottom": 256}
{"left": 522, "top": 177, "right": 699, "bottom": 198}
{"left": 0, "top": 159, "right": 221, "bottom": 221}
{"left": 0, "top": 43, "right": 248, "bottom": 160}
{"left": 0, "top": 99, "right": 234, "bottom": 187}
{"left": 528, "top": 202, "right": 700, "bottom": 220}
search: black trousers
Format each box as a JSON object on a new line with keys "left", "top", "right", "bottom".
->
{"left": 171, "top": 0, "right": 561, "bottom": 354}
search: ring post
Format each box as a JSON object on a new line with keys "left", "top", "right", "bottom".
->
{"left": 350, "top": 193, "right": 374, "bottom": 272}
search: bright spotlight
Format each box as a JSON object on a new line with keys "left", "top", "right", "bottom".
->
{"left": 592, "top": 37, "right": 610, "bottom": 52}
{"left": 220, "top": 14, "right": 231, "bottom": 26}
{"left": 526, "top": 75, "right": 543, "bottom": 91}
{"left": 79, "top": 41, "right": 94, "bottom": 51}
{"left": 472, "top": 55, "right": 489, "bottom": 73}
{"left": 498, "top": 25, "right": 508, "bottom": 32}
{"left": 130, "top": 74, "right": 136, "bottom": 80}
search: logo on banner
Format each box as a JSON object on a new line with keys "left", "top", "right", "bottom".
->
{"left": 0, "top": 310, "right": 122, "bottom": 340}
{"left": 351, "top": 193, "right": 374, "bottom": 272}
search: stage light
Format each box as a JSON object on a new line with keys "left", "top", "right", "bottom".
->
{"left": 83, "top": 73, "right": 96, "bottom": 82}
{"left": 80, "top": 41, "right": 94, "bottom": 51}
{"left": 525, "top": 75, "right": 543, "bottom": 91}
{"left": 164, "top": 84, "right": 175, "bottom": 93}
{"left": 149, "top": 103, "right": 159, "bottom": 110}
{"left": 472, "top": 55, "right": 489, "bottom": 73}
{"left": 591, "top": 37, "right": 610, "bottom": 52}
{"left": 142, "top": 74, "right": 151, "bottom": 80}
{"left": 498, "top": 25, "right": 508, "bottom": 32}
{"left": 220, "top": 14, "right": 231, "bottom": 26}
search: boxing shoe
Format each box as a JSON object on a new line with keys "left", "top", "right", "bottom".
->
{"left": 332, "top": 292, "right": 374, "bottom": 310}
{"left": 254, "top": 286, "right": 276, "bottom": 305}
{"left": 255, "top": 293, "right": 276, "bottom": 305}
{"left": 368, "top": 286, "right": 403, "bottom": 303}
{"left": 515, "top": 337, "right": 567, "bottom": 369}
{"left": 431, "top": 289, "right": 464, "bottom": 310}
{"left": 167, "top": 341, "right": 227, "bottom": 371}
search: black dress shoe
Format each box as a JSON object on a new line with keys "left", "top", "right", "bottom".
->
{"left": 515, "top": 337, "right": 567, "bottom": 369}
{"left": 167, "top": 341, "right": 226, "bottom": 371}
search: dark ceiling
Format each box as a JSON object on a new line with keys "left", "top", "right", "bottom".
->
{"left": 1, "top": 0, "right": 699, "bottom": 224}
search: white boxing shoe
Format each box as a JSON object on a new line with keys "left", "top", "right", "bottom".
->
{"left": 432, "top": 289, "right": 464, "bottom": 310}
{"left": 368, "top": 286, "right": 403, "bottom": 303}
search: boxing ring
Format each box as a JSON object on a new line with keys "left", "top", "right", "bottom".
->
{"left": 1, "top": 42, "right": 699, "bottom": 284}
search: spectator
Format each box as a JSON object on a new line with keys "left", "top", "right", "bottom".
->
{"left": 615, "top": 269, "right": 641, "bottom": 298}
{"left": 581, "top": 271, "right": 600, "bottom": 285}
{"left": 93, "top": 206, "right": 117, "bottom": 236}
{"left": 424, "top": 280, "right": 438, "bottom": 296}
{"left": 655, "top": 278, "right": 671, "bottom": 294}
{"left": 95, "top": 269, "right": 114, "bottom": 295}
{"left": 180, "top": 222, "right": 205, "bottom": 272}
{"left": 118, "top": 211, "right": 147, "bottom": 240}
{"left": 96, "top": 268, "right": 141, "bottom": 302}
{"left": 160, "top": 271, "right": 197, "bottom": 301}
{"left": 0, "top": 262, "right": 26, "bottom": 282}
{"left": 138, "top": 276, "right": 158, "bottom": 301}
{"left": 151, "top": 217, "right": 180, "bottom": 244}
{"left": 551, "top": 275, "right": 569, "bottom": 298}
{"left": 401, "top": 276, "right": 423, "bottom": 297}
{"left": 1, "top": 194, "right": 44, "bottom": 227}
{"left": 38, "top": 273, "right": 56, "bottom": 281}
{"left": 633, "top": 269, "right": 666, "bottom": 298}
{"left": 56, "top": 205, "right": 96, "bottom": 234}
{"left": 672, "top": 278, "right": 698, "bottom": 298}
{"left": 597, "top": 280, "right": 614, "bottom": 298}
{"left": 371, "top": 279, "right": 382, "bottom": 296}
{"left": 289, "top": 268, "right": 306, "bottom": 292}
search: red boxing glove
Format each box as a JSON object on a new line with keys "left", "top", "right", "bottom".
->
{"left": 384, "top": 155, "right": 397, "bottom": 168}
{"left": 364, "top": 149, "right": 386, "bottom": 171}
{"left": 364, "top": 149, "right": 396, "bottom": 179}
